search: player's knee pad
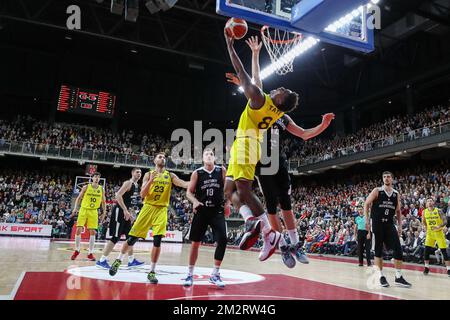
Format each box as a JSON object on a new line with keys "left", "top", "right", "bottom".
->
{"left": 424, "top": 246, "right": 433, "bottom": 261}
{"left": 278, "top": 193, "right": 292, "bottom": 211}
{"left": 110, "top": 236, "right": 119, "bottom": 245}
{"left": 153, "top": 235, "right": 162, "bottom": 247}
{"left": 126, "top": 236, "right": 139, "bottom": 246}
{"left": 214, "top": 237, "right": 227, "bottom": 261}
{"left": 265, "top": 197, "right": 278, "bottom": 215}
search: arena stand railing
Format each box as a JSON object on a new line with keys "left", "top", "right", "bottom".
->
{"left": 0, "top": 121, "right": 449, "bottom": 174}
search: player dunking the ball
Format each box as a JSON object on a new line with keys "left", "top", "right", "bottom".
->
{"left": 223, "top": 28, "right": 300, "bottom": 261}
{"left": 422, "top": 197, "right": 450, "bottom": 276}
{"left": 227, "top": 36, "right": 335, "bottom": 265}
{"left": 364, "top": 171, "right": 411, "bottom": 287}
{"left": 183, "top": 148, "right": 230, "bottom": 288}
{"left": 109, "top": 153, "right": 189, "bottom": 284}
{"left": 70, "top": 172, "right": 106, "bottom": 261}
{"left": 96, "top": 168, "right": 144, "bottom": 269}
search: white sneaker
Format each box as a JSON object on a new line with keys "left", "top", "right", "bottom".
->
{"left": 259, "top": 230, "right": 281, "bottom": 261}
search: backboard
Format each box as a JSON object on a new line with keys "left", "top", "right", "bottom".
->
{"left": 217, "top": 0, "right": 375, "bottom": 53}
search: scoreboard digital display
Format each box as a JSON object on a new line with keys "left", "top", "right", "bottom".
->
{"left": 57, "top": 84, "right": 116, "bottom": 118}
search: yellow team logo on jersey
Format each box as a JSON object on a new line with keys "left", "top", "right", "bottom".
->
{"left": 144, "top": 170, "right": 172, "bottom": 207}
{"left": 81, "top": 184, "right": 103, "bottom": 209}
{"left": 424, "top": 208, "right": 443, "bottom": 232}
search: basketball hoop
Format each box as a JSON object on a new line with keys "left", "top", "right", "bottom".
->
{"left": 261, "top": 25, "right": 303, "bottom": 75}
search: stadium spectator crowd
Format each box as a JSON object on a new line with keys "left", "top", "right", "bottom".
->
{"left": 0, "top": 103, "right": 448, "bottom": 168}
{"left": 283, "top": 104, "right": 450, "bottom": 163}
{"left": 0, "top": 170, "right": 189, "bottom": 238}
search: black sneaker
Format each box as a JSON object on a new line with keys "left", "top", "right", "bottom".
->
{"left": 395, "top": 276, "right": 412, "bottom": 288}
{"left": 239, "top": 219, "right": 261, "bottom": 250}
{"left": 423, "top": 267, "right": 429, "bottom": 275}
{"left": 380, "top": 276, "right": 389, "bottom": 287}
{"left": 447, "top": 269, "right": 450, "bottom": 277}
{"left": 147, "top": 271, "right": 158, "bottom": 284}
{"left": 109, "top": 259, "right": 121, "bottom": 276}
{"left": 358, "top": 263, "right": 364, "bottom": 267}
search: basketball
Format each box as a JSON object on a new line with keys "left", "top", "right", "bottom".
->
{"left": 225, "top": 17, "right": 248, "bottom": 40}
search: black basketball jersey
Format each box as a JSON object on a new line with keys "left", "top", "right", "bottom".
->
{"left": 258, "top": 115, "right": 290, "bottom": 169}
{"left": 195, "top": 166, "right": 224, "bottom": 209}
{"left": 371, "top": 186, "right": 399, "bottom": 225}
{"left": 123, "top": 181, "right": 141, "bottom": 209}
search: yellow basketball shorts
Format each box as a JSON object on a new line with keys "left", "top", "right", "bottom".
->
{"left": 128, "top": 204, "right": 168, "bottom": 239}
{"left": 425, "top": 231, "right": 447, "bottom": 249}
{"left": 76, "top": 208, "right": 99, "bottom": 230}
{"left": 226, "top": 137, "right": 261, "bottom": 181}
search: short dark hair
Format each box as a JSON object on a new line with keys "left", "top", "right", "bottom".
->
{"left": 132, "top": 167, "right": 141, "bottom": 173}
{"left": 93, "top": 172, "right": 101, "bottom": 177}
{"left": 382, "top": 171, "right": 393, "bottom": 178}
{"left": 279, "top": 91, "right": 299, "bottom": 113}
{"left": 203, "top": 148, "right": 214, "bottom": 155}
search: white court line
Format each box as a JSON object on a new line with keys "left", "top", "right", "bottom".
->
{"left": 8, "top": 271, "right": 26, "bottom": 300}
{"left": 169, "top": 294, "right": 309, "bottom": 300}
{"left": 0, "top": 295, "right": 10, "bottom": 300}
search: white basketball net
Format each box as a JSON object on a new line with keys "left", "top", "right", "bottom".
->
{"left": 261, "top": 25, "right": 304, "bottom": 76}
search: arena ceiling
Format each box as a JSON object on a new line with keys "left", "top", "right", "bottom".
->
{"left": 0, "top": 0, "right": 450, "bottom": 127}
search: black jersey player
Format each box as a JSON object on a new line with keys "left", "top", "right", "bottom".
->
{"left": 364, "top": 171, "right": 411, "bottom": 288}
{"left": 184, "top": 148, "right": 230, "bottom": 288}
{"left": 96, "top": 168, "right": 144, "bottom": 269}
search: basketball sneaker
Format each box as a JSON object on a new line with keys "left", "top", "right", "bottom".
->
{"left": 87, "top": 253, "right": 96, "bottom": 261}
{"left": 380, "top": 276, "right": 389, "bottom": 287}
{"left": 183, "top": 275, "right": 193, "bottom": 287}
{"left": 96, "top": 260, "right": 111, "bottom": 270}
{"left": 71, "top": 250, "right": 80, "bottom": 260}
{"left": 209, "top": 273, "right": 225, "bottom": 288}
{"left": 447, "top": 269, "right": 450, "bottom": 277}
{"left": 109, "top": 259, "right": 122, "bottom": 276}
{"left": 394, "top": 276, "right": 412, "bottom": 288}
{"left": 290, "top": 242, "right": 309, "bottom": 264}
{"left": 423, "top": 267, "right": 430, "bottom": 275}
{"left": 239, "top": 219, "right": 261, "bottom": 250}
{"left": 259, "top": 229, "right": 281, "bottom": 261}
{"left": 128, "top": 259, "right": 145, "bottom": 268}
{"left": 280, "top": 245, "right": 296, "bottom": 268}
{"left": 147, "top": 271, "right": 158, "bottom": 284}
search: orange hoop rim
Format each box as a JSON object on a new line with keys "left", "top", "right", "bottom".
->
{"left": 261, "top": 25, "right": 303, "bottom": 45}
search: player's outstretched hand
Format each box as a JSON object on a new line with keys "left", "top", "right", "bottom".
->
{"left": 224, "top": 28, "right": 234, "bottom": 45}
{"left": 245, "top": 36, "right": 262, "bottom": 53}
{"left": 322, "top": 113, "right": 336, "bottom": 127}
{"left": 226, "top": 73, "right": 241, "bottom": 86}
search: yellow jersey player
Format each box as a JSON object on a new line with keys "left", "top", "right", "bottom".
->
{"left": 223, "top": 29, "right": 300, "bottom": 261}
{"left": 422, "top": 198, "right": 450, "bottom": 276}
{"left": 109, "top": 153, "right": 189, "bottom": 284}
{"left": 70, "top": 172, "right": 106, "bottom": 261}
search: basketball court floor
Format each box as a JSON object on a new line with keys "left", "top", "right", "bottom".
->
{"left": 0, "top": 237, "right": 448, "bottom": 300}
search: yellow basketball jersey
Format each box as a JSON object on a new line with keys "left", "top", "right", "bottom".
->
{"left": 424, "top": 208, "right": 442, "bottom": 232}
{"left": 144, "top": 170, "right": 172, "bottom": 207}
{"left": 81, "top": 184, "right": 103, "bottom": 209}
{"left": 236, "top": 94, "right": 285, "bottom": 142}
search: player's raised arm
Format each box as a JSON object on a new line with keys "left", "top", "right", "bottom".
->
{"left": 224, "top": 30, "right": 265, "bottom": 109}
{"left": 364, "top": 187, "right": 379, "bottom": 232}
{"left": 116, "top": 180, "right": 132, "bottom": 220}
{"left": 246, "top": 36, "right": 263, "bottom": 90}
{"left": 285, "top": 113, "right": 335, "bottom": 141}
{"left": 170, "top": 172, "right": 189, "bottom": 189}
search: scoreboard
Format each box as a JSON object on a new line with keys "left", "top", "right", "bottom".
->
{"left": 57, "top": 84, "right": 116, "bottom": 118}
